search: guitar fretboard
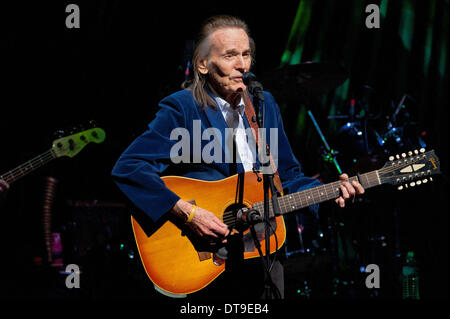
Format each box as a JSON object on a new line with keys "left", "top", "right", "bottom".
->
{"left": 252, "top": 171, "right": 381, "bottom": 218}
{"left": 0, "top": 150, "right": 56, "bottom": 184}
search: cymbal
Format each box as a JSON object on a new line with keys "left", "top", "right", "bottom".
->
{"left": 262, "top": 62, "right": 349, "bottom": 102}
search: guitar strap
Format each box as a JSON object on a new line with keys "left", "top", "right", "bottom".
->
{"left": 242, "top": 92, "right": 284, "bottom": 195}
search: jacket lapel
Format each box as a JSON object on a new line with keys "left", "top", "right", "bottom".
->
{"left": 202, "top": 90, "right": 245, "bottom": 174}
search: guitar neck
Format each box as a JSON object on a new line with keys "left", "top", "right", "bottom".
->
{"left": 0, "top": 149, "right": 56, "bottom": 184}
{"left": 252, "top": 170, "right": 381, "bottom": 218}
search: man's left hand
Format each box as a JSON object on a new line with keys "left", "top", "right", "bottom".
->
{"left": 335, "top": 174, "right": 365, "bottom": 208}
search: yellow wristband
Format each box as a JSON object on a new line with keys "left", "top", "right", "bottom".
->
{"left": 186, "top": 205, "right": 196, "bottom": 223}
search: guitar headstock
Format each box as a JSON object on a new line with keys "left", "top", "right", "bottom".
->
{"left": 379, "top": 148, "right": 440, "bottom": 190}
{"left": 51, "top": 127, "right": 106, "bottom": 158}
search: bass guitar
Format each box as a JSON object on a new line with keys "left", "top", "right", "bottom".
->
{"left": 0, "top": 127, "right": 106, "bottom": 184}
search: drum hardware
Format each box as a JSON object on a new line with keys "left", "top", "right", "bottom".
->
{"left": 262, "top": 61, "right": 349, "bottom": 103}
{"left": 308, "top": 110, "right": 343, "bottom": 175}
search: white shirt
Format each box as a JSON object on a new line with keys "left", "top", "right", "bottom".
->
{"left": 215, "top": 96, "right": 255, "bottom": 172}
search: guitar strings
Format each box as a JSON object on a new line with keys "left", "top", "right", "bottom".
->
{"left": 376, "top": 153, "right": 432, "bottom": 174}
{"left": 221, "top": 154, "right": 434, "bottom": 226}
{"left": 1, "top": 150, "right": 55, "bottom": 183}
{"left": 4, "top": 150, "right": 55, "bottom": 178}
{"left": 252, "top": 178, "right": 356, "bottom": 216}
{"left": 278, "top": 153, "right": 433, "bottom": 210}
{"left": 222, "top": 155, "right": 433, "bottom": 226}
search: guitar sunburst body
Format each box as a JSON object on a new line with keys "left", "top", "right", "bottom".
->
{"left": 130, "top": 149, "right": 441, "bottom": 296}
{"left": 131, "top": 172, "right": 286, "bottom": 296}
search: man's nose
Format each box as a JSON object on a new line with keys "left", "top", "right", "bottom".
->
{"left": 235, "top": 55, "right": 247, "bottom": 71}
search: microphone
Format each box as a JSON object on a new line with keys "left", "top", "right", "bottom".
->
{"left": 236, "top": 207, "right": 262, "bottom": 226}
{"left": 214, "top": 209, "right": 261, "bottom": 262}
{"left": 242, "top": 72, "right": 264, "bottom": 101}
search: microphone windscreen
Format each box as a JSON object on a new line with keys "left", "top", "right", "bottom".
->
{"left": 242, "top": 72, "right": 257, "bottom": 85}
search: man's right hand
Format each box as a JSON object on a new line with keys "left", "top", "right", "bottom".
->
{"left": 170, "top": 199, "right": 230, "bottom": 243}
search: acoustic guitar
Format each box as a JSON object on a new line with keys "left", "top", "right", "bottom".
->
{"left": 131, "top": 149, "right": 440, "bottom": 296}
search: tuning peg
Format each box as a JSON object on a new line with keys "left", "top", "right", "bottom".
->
{"left": 410, "top": 182, "right": 416, "bottom": 187}
{"left": 401, "top": 153, "right": 407, "bottom": 158}
{"left": 430, "top": 177, "right": 433, "bottom": 182}
{"left": 88, "top": 120, "right": 97, "bottom": 128}
{"left": 422, "top": 179, "right": 428, "bottom": 183}
{"left": 408, "top": 151, "right": 413, "bottom": 156}
{"left": 397, "top": 185, "right": 404, "bottom": 190}
{"left": 416, "top": 180, "right": 422, "bottom": 185}
{"left": 396, "top": 154, "right": 400, "bottom": 159}
{"left": 389, "top": 156, "right": 395, "bottom": 161}
{"left": 53, "top": 129, "right": 67, "bottom": 139}
{"left": 414, "top": 150, "right": 419, "bottom": 155}
{"left": 420, "top": 148, "right": 425, "bottom": 153}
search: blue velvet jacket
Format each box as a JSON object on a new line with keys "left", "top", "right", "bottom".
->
{"left": 111, "top": 89, "right": 321, "bottom": 222}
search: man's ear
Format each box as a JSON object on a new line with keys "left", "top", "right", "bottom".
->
{"left": 197, "top": 59, "right": 209, "bottom": 75}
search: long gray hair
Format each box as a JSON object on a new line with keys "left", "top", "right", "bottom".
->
{"left": 182, "top": 15, "right": 255, "bottom": 109}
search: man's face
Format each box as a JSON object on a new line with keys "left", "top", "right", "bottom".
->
{"left": 198, "top": 27, "right": 252, "bottom": 102}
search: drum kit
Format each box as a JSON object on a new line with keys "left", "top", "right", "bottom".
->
{"left": 261, "top": 62, "right": 428, "bottom": 298}
{"left": 262, "top": 61, "right": 427, "bottom": 174}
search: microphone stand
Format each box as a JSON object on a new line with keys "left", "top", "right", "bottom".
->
{"left": 252, "top": 88, "right": 282, "bottom": 299}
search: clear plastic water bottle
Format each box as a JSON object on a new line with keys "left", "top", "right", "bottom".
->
{"left": 402, "top": 251, "right": 420, "bottom": 299}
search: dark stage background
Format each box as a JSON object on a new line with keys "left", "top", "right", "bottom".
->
{"left": 1, "top": 0, "right": 448, "bottom": 301}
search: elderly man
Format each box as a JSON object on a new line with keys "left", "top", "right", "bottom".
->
{"left": 112, "top": 15, "right": 364, "bottom": 299}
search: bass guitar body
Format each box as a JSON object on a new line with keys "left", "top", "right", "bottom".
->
{"left": 131, "top": 172, "right": 286, "bottom": 296}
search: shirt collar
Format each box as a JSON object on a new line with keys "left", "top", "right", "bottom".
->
{"left": 214, "top": 96, "right": 245, "bottom": 115}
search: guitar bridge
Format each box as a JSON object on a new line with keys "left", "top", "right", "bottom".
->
{"left": 197, "top": 251, "right": 211, "bottom": 261}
